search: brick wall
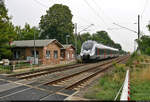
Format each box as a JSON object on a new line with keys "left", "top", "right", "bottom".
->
{"left": 42, "top": 41, "right": 61, "bottom": 65}
{"left": 65, "top": 46, "right": 75, "bottom": 61}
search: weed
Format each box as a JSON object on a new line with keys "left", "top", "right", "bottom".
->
{"left": 114, "top": 64, "right": 126, "bottom": 73}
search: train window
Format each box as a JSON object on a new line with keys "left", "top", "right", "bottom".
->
{"left": 100, "top": 49, "right": 105, "bottom": 54}
{"left": 95, "top": 48, "right": 97, "bottom": 55}
{"left": 82, "top": 42, "right": 94, "bottom": 51}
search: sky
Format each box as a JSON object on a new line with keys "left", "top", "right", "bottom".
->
{"left": 5, "top": 0, "right": 150, "bottom": 52}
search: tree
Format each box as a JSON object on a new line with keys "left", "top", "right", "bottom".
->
{"left": 0, "top": 1, "right": 17, "bottom": 59}
{"left": 75, "top": 30, "right": 123, "bottom": 54}
{"left": 39, "top": 4, "right": 74, "bottom": 44}
{"left": 16, "top": 23, "right": 39, "bottom": 40}
{"left": 138, "top": 35, "right": 150, "bottom": 55}
{"left": 92, "top": 31, "right": 122, "bottom": 50}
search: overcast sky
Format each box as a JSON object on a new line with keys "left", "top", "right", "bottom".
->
{"left": 5, "top": 0, "right": 150, "bottom": 52}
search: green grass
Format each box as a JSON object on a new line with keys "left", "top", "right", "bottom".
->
{"left": 84, "top": 54, "right": 150, "bottom": 100}
{"left": 131, "top": 80, "right": 150, "bottom": 100}
{"left": 84, "top": 64, "right": 126, "bottom": 100}
{"left": 0, "top": 65, "right": 12, "bottom": 74}
{"left": 126, "top": 54, "right": 150, "bottom": 100}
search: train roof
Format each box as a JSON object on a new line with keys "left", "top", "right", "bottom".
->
{"left": 84, "top": 40, "right": 119, "bottom": 51}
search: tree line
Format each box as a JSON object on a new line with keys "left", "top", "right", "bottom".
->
{"left": 0, "top": 2, "right": 130, "bottom": 59}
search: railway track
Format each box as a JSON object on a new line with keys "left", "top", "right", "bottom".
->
{"left": 65, "top": 56, "right": 129, "bottom": 90}
{"left": 0, "top": 56, "right": 129, "bottom": 100}
{"left": 8, "top": 64, "right": 85, "bottom": 79}
{"left": 44, "top": 56, "right": 128, "bottom": 90}
{"left": 38, "top": 56, "right": 129, "bottom": 100}
{"left": 8, "top": 58, "right": 119, "bottom": 80}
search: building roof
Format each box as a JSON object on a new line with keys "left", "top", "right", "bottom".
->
{"left": 11, "top": 39, "right": 64, "bottom": 48}
{"left": 62, "top": 44, "right": 75, "bottom": 50}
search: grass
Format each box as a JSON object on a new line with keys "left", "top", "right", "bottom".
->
{"left": 0, "top": 65, "right": 12, "bottom": 74}
{"left": 84, "top": 64, "right": 126, "bottom": 100}
{"left": 10, "top": 60, "right": 77, "bottom": 75}
{"left": 84, "top": 53, "right": 150, "bottom": 100}
{"left": 130, "top": 64, "right": 150, "bottom": 100}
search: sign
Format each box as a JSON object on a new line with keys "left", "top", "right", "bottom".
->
{"left": 27, "top": 56, "right": 38, "bottom": 65}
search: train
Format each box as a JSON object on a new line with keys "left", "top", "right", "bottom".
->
{"left": 80, "top": 40, "right": 119, "bottom": 61}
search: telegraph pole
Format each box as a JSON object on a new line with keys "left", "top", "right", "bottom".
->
{"left": 74, "top": 23, "right": 77, "bottom": 59}
{"left": 113, "top": 15, "right": 141, "bottom": 53}
{"left": 137, "top": 15, "right": 141, "bottom": 54}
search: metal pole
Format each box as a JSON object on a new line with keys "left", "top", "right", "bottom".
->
{"left": 74, "top": 23, "right": 77, "bottom": 59}
{"left": 137, "top": 15, "right": 140, "bottom": 54}
{"left": 138, "top": 15, "right": 140, "bottom": 41}
{"left": 34, "top": 31, "right": 36, "bottom": 65}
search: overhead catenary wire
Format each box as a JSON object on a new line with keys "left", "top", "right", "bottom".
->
{"left": 140, "top": 0, "right": 149, "bottom": 36}
{"left": 33, "top": 0, "right": 105, "bottom": 34}
{"left": 90, "top": 0, "right": 123, "bottom": 34}
{"left": 33, "top": 0, "right": 48, "bottom": 8}
{"left": 92, "top": 0, "right": 114, "bottom": 23}
{"left": 83, "top": 0, "right": 109, "bottom": 29}
{"left": 141, "top": 0, "right": 148, "bottom": 17}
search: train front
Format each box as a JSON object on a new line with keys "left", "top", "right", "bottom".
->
{"left": 80, "top": 40, "right": 95, "bottom": 61}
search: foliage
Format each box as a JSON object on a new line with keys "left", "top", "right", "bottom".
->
{"left": 138, "top": 35, "right": 150, "bottom": 55}
{"left": 92, "top": 31, "right": 122, "bottom": 50}
{"left": 0, "top": 1, "right": 17, "bottom": 59}
{"left": 0, "top": 2, "right": 124, "bottom": 59}
{"left": 84, "top": 66, "right": 126, "bottom": 100}
{"left": 39, "top": 4, "right": 74, "bottom": 44}
{"left": 0, "top": 65, "right": 12, "bottom": 74}
{"left": 15, "top": 23, "right": 40, "bottom": 40}
{"left": 114, "top": 64, "right": 126, "bottom": 73}
{"left": 76, "top": 31, "right": 123, "bottom": 54}
{"left": 130, "top": 63, "right": 150, "bottom": 100}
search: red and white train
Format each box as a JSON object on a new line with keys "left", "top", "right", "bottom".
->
{"left": 80, "top": 40, "right": 119, "bottom": 61}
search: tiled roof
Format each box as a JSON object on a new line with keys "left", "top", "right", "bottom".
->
{"left": 62, "top": 44, "right": 75, "bottom": 49}
{"left": 11, "top": 39, "right": 63, "bottom": 48}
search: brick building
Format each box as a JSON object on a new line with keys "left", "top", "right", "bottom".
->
{"left": 11, "top": 39, "right": 64, "bottom": 64}
{"left": 61, "top": 44, "right": 75, "bottom": 61}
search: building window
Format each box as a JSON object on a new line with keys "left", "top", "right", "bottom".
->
{"left": 54, "top": 50, "right": 58, "bottom": 59}
{"left": 72, "top": 53, "right": 74, "bottom": 58}
{"left": 14, "top": 51, "right": 20, "bottom": 59}
{"left": 61, "top": 52, "right": 65, "bottom": 58}
{"left": 67, "top": 52, "right": 69, "bottom": 59}
{"left": 31, "top": 50, "right": 39, "bottom": 58}
{"left": 46, "top": 50, "right": 50, "bottom": 59}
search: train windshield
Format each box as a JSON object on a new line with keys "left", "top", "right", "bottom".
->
{"left": 82, "top": 42, "right": 94, "bottom": 51}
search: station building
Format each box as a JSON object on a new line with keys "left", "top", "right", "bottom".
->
{"left": 11, "top": 39, "right": 75, "bottom": 65}
{"left": 61, "top": 44, "right": 75, "bottom": 61}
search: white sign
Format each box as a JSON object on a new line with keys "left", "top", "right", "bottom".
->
{"left": 27, "top": 56, "right": 38, "bottom": 65}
